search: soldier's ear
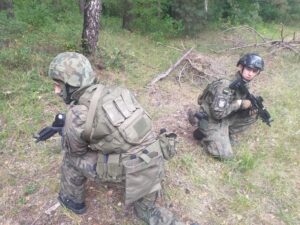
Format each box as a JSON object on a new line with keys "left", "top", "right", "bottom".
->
{"left": 238, "top": 65, "right": 243, "bottom": 73}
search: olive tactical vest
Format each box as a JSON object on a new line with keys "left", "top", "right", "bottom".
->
{"left": 78, "top": 84, "right": 153, "bottom": 154}
{"left": 197, "top": 79, "right": 228, "bottom": 110}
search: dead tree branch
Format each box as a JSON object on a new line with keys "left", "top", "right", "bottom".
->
{"left": 223, "top": 25, "right": 268, "bottom": 42}
{"left": 214, "top": 25, "right": 299, "bottom": 54}
{"left": 149, "top": 47, "right": 194, "bottom": 86}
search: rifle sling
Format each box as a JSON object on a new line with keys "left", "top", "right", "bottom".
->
{"left": 82, "top": 85, "right": 105, "bottom": 142}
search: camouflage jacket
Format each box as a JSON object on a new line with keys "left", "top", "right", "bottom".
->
{"left": 198, "top": 72, "right": 249, "bottom": 121}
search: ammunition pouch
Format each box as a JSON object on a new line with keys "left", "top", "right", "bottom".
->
{"left": 96, "top": 153, "right": 124, "bottom": 183}
{"left": 123, "top": 149, "right": 163, "bottom": 205}
{"left": 96, "top": 140, "right": 164, "bottom": 205}
{"left": 158, "top": 132, "right": 177, "bottom": 160}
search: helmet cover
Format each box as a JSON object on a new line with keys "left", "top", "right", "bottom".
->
{"left": 48, "top": 52, "right": 95, "bottom": 87}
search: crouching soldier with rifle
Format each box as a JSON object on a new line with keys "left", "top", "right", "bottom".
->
{"left": 36, "top": 52, "right": 199, "bottom": 225}
{"left": 188, "top": 53, "right": 273, "bottom": 160}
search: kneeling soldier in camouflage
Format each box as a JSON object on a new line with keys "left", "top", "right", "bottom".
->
{"left": 188, "top": 53, "right": 270, "bottom": 159}
{"left": 47, "top": 52, "right": 194, "bottom": 225}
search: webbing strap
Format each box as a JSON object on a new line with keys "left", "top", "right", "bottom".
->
{"left": 139, "top": 153, "right": 151, "bottom": 164}
{"left": 82, "top": 84, "right": 105, "bottom": 142}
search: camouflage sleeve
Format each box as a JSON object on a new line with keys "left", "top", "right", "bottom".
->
{"left": 63, "top": 105, "right": 89, "bottom": 155}
{"left": 209, "top": 83, "right": 241, "bottom": 120}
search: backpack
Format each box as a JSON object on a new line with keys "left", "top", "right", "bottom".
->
{"left": 78, "top": 84, "right": 153, "bottom": 154}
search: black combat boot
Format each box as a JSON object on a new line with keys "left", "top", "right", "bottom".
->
{"left": 58, "top": 193, "right": 87, "bottom": 214}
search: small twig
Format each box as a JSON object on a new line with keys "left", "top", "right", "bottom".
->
{"left": 293, "top": 32, "right": 296, "bottom": 41}
{"left": 45, "top": 202, "right": 61, "bottom": 215}
{"left": 280, "top": 24, "right": 284, "bottom": 42}
{"left": 177, "top": 61, "right": 188, "bottom": 87}
{"left": 181, "top": 41, "right": 186, "bottom": 50}
{"left": 243, "top": 25, "right": 268, "bottom": 42}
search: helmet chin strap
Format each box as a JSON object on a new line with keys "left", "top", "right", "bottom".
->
{"left": 62, "top": 84, "right": 78, "bottom": 104}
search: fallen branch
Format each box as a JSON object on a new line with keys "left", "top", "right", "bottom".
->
{"left": 223, "top": 25, "right": 268, "bottom": 42}
{"left": 149, "top": 47, "right": 194, "bottom": 86}
{"left": 212, "top": 41, "right": 275, "bottom": 53}
{"left": 214, "top": 25, "right": 299, "bottom": 54}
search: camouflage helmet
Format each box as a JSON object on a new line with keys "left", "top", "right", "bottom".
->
{"left": 237, "top": 53, "right": 264, "bottom": 71}
{"left": 48, "top": 52, "right": 96, "bottom": 87}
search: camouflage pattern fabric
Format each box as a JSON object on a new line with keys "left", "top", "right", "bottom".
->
{"left": 194, "top": 73, "right": 257, "bottom": 159}
{"left": 60, "top": 151, "right": 99, "bottom": 203}
{"left": 48, "top": 52, "right": 95, "bottom": 88}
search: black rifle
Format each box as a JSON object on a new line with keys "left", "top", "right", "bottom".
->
{"left": 33, "top": 113, "right": 65, "bottom": 142}
{"left": 229, "top": 77, "right": 273, "bottom": 127}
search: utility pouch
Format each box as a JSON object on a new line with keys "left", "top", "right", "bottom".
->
{"left": 123, "top": 151, "right": 163, "bottom": 205}
{"left": 96, "top": 153, "right": 124, "bottom": 182}
{"left": 158, "top": 132, "right": 177, "bottom": 160}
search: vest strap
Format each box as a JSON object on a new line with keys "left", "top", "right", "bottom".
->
{"left": 82, "top": 84, "right": 105, "bottom": 142}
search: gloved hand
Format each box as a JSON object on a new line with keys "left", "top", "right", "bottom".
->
{"left": 241, "top": 99, "right": 252, "bottom": 109}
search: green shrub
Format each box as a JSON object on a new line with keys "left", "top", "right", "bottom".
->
{"left": 103, "top": 0, "right": 183, "bottom": 38}
{"left": 0, "top": 47, "right": 33, "bottom": 70}
{"left": 14, "top": 0, "right": 79, "bottom": 27}
{"left": 0, "top": 12, "right": 28, "bottom": 40}
{"left": 15, "top": 1, "right": 53, "bottom": 27}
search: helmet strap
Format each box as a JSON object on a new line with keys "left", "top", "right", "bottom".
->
{"left": 62, "top": 84, "right": 78, "bottom": 104}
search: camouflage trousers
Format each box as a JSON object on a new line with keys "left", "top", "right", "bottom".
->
{"left": 60, "top": 151, "right": 184, "bottom": 225}
{"left": 198, "top": 111, "right": 257, "bottom": 159}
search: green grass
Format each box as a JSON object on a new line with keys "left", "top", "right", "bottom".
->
{"left": 1, "top": 9, "right": 300, "bottom": 225}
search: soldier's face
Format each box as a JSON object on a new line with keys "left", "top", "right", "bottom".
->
{"left": 54, "top": 82, "right": 63, "bottom": 96}
{"left": 241, "top": 66, "right": 260, "bottom": 81}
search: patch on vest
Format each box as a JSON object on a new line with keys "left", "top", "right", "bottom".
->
{"left": 217, "top": 98, "right": 227, "bottom": 108}
{"left": 222, "top": 88, "right": 231, "bottom": 95}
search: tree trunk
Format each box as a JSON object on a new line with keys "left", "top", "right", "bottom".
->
{"left": 6, "top": 0, "right": 13, "bottom": 18}
{"left": 204, "top": 0, "right": 208, "bottom": 19}
{"left": 79, "top": 0, "right": 85, "bottom": 14}
{"left": 0, "top": 0, "right": 14, "bottom": 18}
{"left": 122, "top": 0, "right": 133, "bottom": 30}
{"left": 82, "top": 0, "right": 101, "bottom": 56}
